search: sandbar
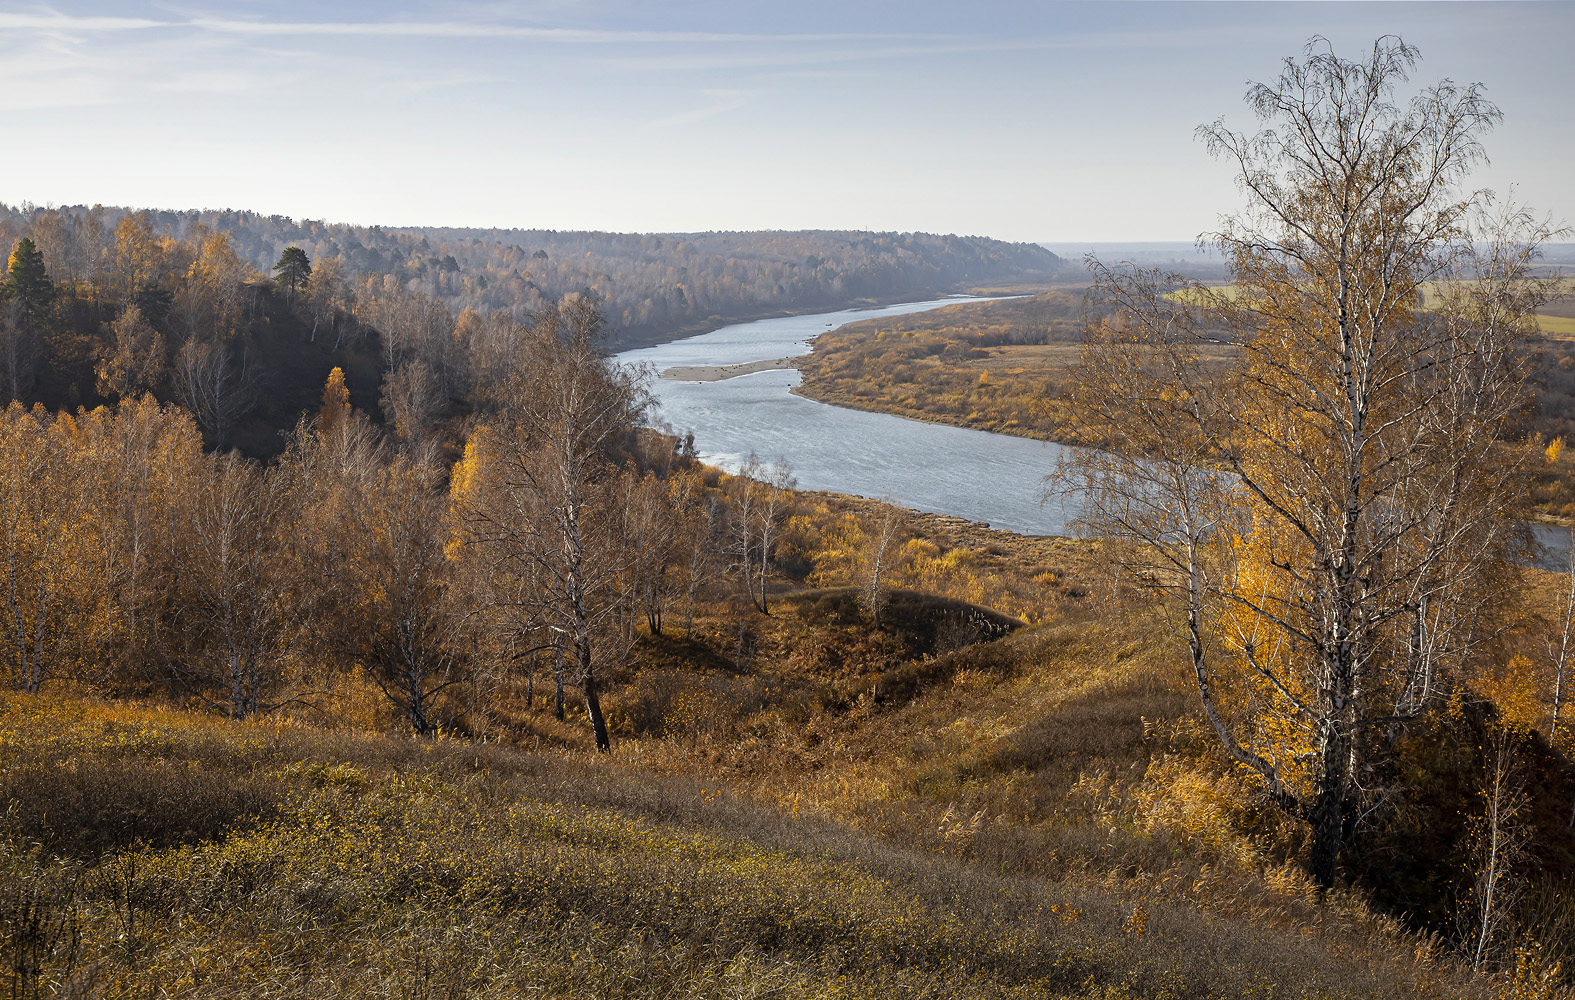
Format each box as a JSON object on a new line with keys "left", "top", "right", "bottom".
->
{"left": 659, "top": 357, "right": 804, "bottom": 382}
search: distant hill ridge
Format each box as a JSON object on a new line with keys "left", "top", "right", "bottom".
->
{"left": 0, "top": 204, "right": 1060, "bottom": 347}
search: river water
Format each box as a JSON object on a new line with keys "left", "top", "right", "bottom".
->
{"left": 616, "top": 298, "right": 1082, "bottom": 536}
{"left": 618, "top": 298, "right": 1572, "bottom": 564}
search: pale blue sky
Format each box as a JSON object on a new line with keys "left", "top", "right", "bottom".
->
{"left": 1, "top": 2, "right": 1570, "bottom": 242}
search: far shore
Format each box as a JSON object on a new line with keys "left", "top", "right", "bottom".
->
{"left": 659, "top": 356, "right": 804, "bottom": 382}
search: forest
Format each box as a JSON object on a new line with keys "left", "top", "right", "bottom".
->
{"left": 0, "top": 203, "right": 1060, "bottom": 351}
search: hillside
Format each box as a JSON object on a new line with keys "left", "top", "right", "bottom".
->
{"left": 0, "top": 204, "right": 1061, "bottom": 350}
{"left": 1, "top": 529, "right": 1547, "bottom": 998}
{"left": 1, "top": 460, "right": 1572, "bottom": 996}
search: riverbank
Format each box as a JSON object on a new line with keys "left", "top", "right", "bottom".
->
{"left": 616, "top": 298, "right": 1082, "bottom": 537}
{"left": 788, "top": 292, "right": 1108, "bottom": 446}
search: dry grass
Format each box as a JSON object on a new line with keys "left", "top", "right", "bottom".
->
{"left": 0, "top": 687, "right": 1505, "bottom": 999}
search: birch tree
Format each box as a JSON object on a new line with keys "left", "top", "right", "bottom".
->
{"left": 1053, "top": 36, "right": 1558, "bottom": 888}
{"left": 456, "top": 295, "right": 645, "bottom": 752}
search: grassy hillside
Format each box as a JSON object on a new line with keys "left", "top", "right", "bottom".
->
{"left": 4, "top": 491, "right": 1569, "bottom": 997}
{"left": 0, "top": 661, "right": 1495, "bottom": 999}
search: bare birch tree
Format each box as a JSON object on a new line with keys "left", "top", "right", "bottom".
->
{"left": 177, "top": 452, "right": 298, "bottom": 719}
{"left": 860, "top": 504, "right": 904, "bottom": 628}
{"left": 1052, "top": 36, "right": 1559, "bottom": 888}
{"left": 171, "top": 338, "right": 260, "bottom": 448}
{"left": 456, "top": 295, "right": 645, "bottom": 752}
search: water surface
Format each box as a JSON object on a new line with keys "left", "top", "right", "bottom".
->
{"left": 621, "top": 300, "right": 1567, "bottom": 564}
{"left": 617, "top": 299, "right": 1081, "bottom": 536}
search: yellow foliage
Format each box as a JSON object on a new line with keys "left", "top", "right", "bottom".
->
{"left": 1547, "top": 437, "right": 1564, "bottom": 464}
{"left": 1478, "top": 654, "right": 1543, "bottom": 734}
{"left": 1134, "top": 755, "right": 1260, "bottom": 864}
{"left": 319, "top": 367, "right": 350, "bottom": 435}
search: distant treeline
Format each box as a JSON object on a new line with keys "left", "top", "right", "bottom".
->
{"left": 0, "top": 203, "right": 1060, "bottom": 348}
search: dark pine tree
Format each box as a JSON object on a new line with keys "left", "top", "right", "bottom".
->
{"left": 272, "top": 245, "right": 312, "bottom": 298}
{"left": 2, "top": 238, "right": 54, "bottom": 322}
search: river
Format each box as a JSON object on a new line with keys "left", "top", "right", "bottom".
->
{"left": 615, "top": 298, "right": 1082, "bottom": 536}
{"left": 618, "top": 298, "right": 1572, "bottom": 565}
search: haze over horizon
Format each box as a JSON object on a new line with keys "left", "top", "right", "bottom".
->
{"left": 2, "top": 1, "right": 1571, "bottom": 245}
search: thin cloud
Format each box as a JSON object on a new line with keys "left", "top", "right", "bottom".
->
{"left": 0, "top": 11, "right": 932, "bottom": 44}
{"left": 642, "top": 89, "right": 760, "bottom": 132}
{"left": 0, "top": 13, "right": 167, "bottom": 30}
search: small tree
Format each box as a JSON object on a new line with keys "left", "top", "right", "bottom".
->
{"left": 860, "top": 504, "right": 904, "bottom": 628}
{"left": 95, "top": 306, "right": 167, "bottom": 402}
{"left": 456, "top": 295, "right": 646, "bottom": 753}
{"left": 177, "top": 452, "right": 299, "bottom": 719}
{"left": 1467, "top": 735, "right": 1529, "bottom": 972}
{"left": 272, "top": 246, "right": 311, "bottom": 299}
{"left": 318, "top": 366, "right": 351, "bottom": 437}
{"left": 171, "top": 338, "right": 259, "bottom": 447}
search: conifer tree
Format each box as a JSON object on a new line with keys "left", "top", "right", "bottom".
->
{"left": 272, "top": 245, "right": 311, "bottom": 298}
{"left": 2, "top": 238, "right": 54, "bottom": 323}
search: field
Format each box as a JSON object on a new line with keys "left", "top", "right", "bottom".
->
{"left": 794, "top": 292, "right": 1092, "bottom": 443}
{"left": 794, "top": 291, "right": 1221, "bottom": 448}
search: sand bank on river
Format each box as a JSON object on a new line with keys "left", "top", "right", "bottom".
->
{"left": 658, "top": 357, "right": 804, "bottom": 381}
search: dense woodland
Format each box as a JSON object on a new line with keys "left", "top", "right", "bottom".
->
{"left": 0, "top": 203, "right": 1060, "bottom": 351}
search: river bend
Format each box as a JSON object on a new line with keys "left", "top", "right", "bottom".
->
{"left": 616, "top": 298, "right": 1080, "bottom": 536}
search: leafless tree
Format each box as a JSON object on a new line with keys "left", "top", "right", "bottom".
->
{"left": 171, "top": 338, "right": 260, "bottom": 447}
{"left": 304, "top": 254, "right": 347, "bottom": 345}
{"left": 1467, "top": 736, "right": 1530, "bottom": 971}
{"left": 753, "top": 461, "right": 796, "bottom": 615}
{"left": 860, "top": 503, "right": 904, "bottom": 627}
{"left": 1546, "top": 537, "right": 1575, "bottom": 745}
{"left": 457, "top": 294, "right": 646, "bottom": 752}
{"left": 176, "top": 452, "right": 299, "bottom": 719}
{"left": 726, "top": 455, "right": 795, "bottom": 615}
{"left": 380, "top": 358, "right": 442, "bottom": 444}
{"left": 339, "top": 453, "right": 465, "bottom": 735}
{"left": 728, "top": 455, "right": 764, "bottom": 612}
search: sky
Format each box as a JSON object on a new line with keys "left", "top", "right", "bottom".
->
{"left": 0, "top": 1, "right": 1571, "bottom": 243}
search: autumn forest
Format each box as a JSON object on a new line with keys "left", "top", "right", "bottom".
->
{"left": 4, "top": 32, "right": 1575, "bottom": 1000}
